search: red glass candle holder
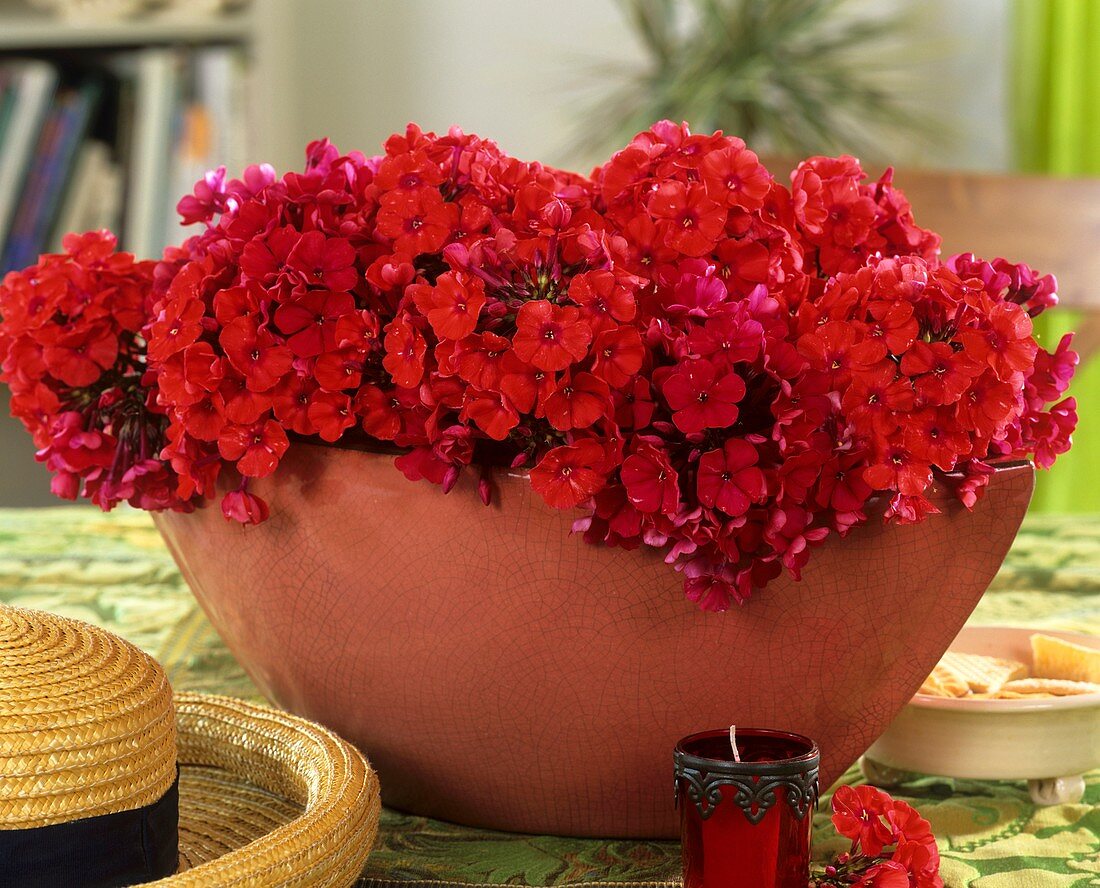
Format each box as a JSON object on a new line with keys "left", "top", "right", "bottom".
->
{"left": 674, "top": 728, "right": 819, "bottom": 888}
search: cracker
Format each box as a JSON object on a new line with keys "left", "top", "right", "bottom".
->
{"left": 970, "top": 690, "right": 1047, "bottom": 699}
{"left": 918, "top": 662, "right": 968, "bottom": 697}
{"left": 1001, "top": 677, "right": 1100, "bottom": 696}
{"left": 940, "top": 651, "right": 1028, "bottom": 694}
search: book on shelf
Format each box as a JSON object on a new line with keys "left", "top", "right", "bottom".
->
{"left": 2, "top": 78, "right": 103, "bottom": 271}
{"left": 0, "top": 44, "right": 249, "bottom": 273}
{"left": 0, "top": 61, "right": 58, "bottom": 255}
{"left": 52, "top": 139, "right": 121, "bottom": 244}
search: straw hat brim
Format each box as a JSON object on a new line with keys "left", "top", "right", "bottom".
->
{"left": 152, "top": 693, "right": 381, "bottom": 887}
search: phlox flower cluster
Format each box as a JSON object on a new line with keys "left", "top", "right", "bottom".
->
{"left": 0, "top": 122, "right": 1077, "bottom": 609}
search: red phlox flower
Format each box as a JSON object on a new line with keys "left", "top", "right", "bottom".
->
{"left": 697, "top": 439, "right": 766, "bottom": 516}
{"left": 219, "top": 318, "right": 294, "bottom": 391}
{"left": 885, "top": 798, "right": 935, "bottom": 847}
{"left": 274, "top": 290, "right": 356, "bottom": 358}
{"left": 620, "top": 440, "right": 680, "bottom": 514}
{"left": 513, "top": 300, "right": 592, "bottom": 371}
{"left": 865, "top": 299, "right": 918, "bottom": 356}
{"left": 863, "top": 440, "right": 932, "bottom": 497}
{"left": 374, "top": 150, "right": 445, "bottom": 192}
{"left": 450, "top": 331, "right": 511, "bottom": 389}
{"left": 797, "top": 319, "right": 884, "bottom": 388}
{"left": 649, "top": 181, "right": 727, "bottom": 256}
{"left": 791, "top": 155, "right": 877, "bottom": 248}
{"left": 661, "top": 261, "right": 730, "bottom": 318}
{"left": 1027, "top": 397, "right": 1077, "bottom": 469}
{"left": 147, "top": 290, "right": 205, "bottom": 363}
{"left": 176, "top": 166, "right": 232, "bottom": 225}
{"left": 958, "top": 301, "right": 1036, "bottom": 377}
{"left": 591, "top": 327, "right": 644, "bottom": 387}
{"left": 221, "top": 486, "right": 269, "bottom": 525}
{"left": 569, "top": 269, "right": 637, "bottom": 326}
{"left": 765, "top": 504, "right": 829, "bottom": 577}
{"left": 42, "top": 323, "right": 119, "bottom": 387}
{"left": 904, "top": 408, "right": 970, "bottom": 471}
{"left": 700, "top": 141, "right": 772, "bottom": 210}
{"left": 180, "top": 391, "right": 227, "bottom": 441}
{"left": 1027, "top": 333, "right": 1077, "bottom": 404}
{"left": 713, "top": 237, "right": 774, "bottom": 295}
{"left": 314, "top": 350, "right": 364, "bottom": 391}
{"left": 816, "top": 450, "right": 873, "bottom": 514}
{"left": 530, "top": 440, "right": 607, "bottom": 509}
{"left": 285, "top": 231, "right": 359, "bottom": 291}
{"left": 217, "top": 419, "right": 289, "bottom": 477}
{"left": 355, "top": 384, "right": 403, "bottom": 440}
{"left": 461, "top": 389, "right": 520, "bottom": 440}
{"left": 219, "top": 374, "right": 273, "bottom": 424}
{"left": 614, "top": 377, "right": 656, "bottom": 430}
{"left": 543, "top": 371, "right": 611, "bottom": 431}
{"left": 662, "top": 358, "right": 746, "bottom": 434}
{"left": 889, "top": 842, "right": 942, "bottom": 888}
{"left": 831, "top": 785, "right": 896, "bottom": 857}
{"left": 900, "top": 341, "right": 981, "bottom": 406}
{"left": 884, "top": 492, "right": 940, "bottom": 524}
{"left": 687, "top": 311, "right": 763, "bottom": 367}
{"left": 853, "top": 861, "right": 910, "bottom": 888}
{"left": 239, "top": 225, "right": 300, "bottom": 285}
{"left": 375, "top": 188, "right": 458, "bottom": 255}
{"left": 394, "top": 445, "right": 450, "bottom": 485}
{"left": 499, "top": 351, "right": 555, "bottom": 414}
{"left": 272, "top": 374, "right": 318, "bottom": 435}
{"left": 213, "top": 284, "right": 262, "bottom": 326}
{"left": 307, "top": 390, "right": 356, "bottom": 442}
{"left": 620, "top": 214, "right": 678, "bottom": 273}
{"left": 382, "top": 314, "right": 427, "bottom": 387}
{"left": 842, "top": 362, "right": 915, "bottom": 437}
{"left": 411, "top": 272, "right": 486, "bottom": 340}
{"left": 36, "top": 410, "right": 115, "bottom": 476}
{"left": 954, "top": 372, "right": 1018, "bottom": 439}
{"left": 584, "top": 483, "right": 644, "bottom": 547}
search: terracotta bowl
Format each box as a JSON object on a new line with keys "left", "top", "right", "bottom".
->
{"left": 154, "top": 446, "right": 1033, "bottom": 838}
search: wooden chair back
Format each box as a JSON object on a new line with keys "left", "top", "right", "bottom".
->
{"left": 892, "top": 168, "right": 1100, "bottom": 310}
{"left": 892, "top": 168, "right": 1100, "bottom": 360}
{"left": 764, "top": 159, "right": 1100, "bottom": 357}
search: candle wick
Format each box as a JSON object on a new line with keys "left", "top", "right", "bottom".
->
{"left": 729, "top": 725, "right": 741, "bottom": 763}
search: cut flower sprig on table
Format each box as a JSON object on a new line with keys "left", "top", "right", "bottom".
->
{"left": 0, "top": 121, "right": 1077, "bottom": 610}
{"left": 814, "top": 785, "right": 943, "bottom": 888}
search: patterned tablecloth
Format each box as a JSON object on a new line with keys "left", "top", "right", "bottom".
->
{"left": 0, "top": 507, "right": 1097, "bottom": 888}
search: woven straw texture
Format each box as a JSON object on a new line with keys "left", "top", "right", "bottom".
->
{"left": 0, "top": 603, "right": 177, "bottom": 829}
{"left": 0, "top": 603, "right": 382, "bottom": 887}
{"left": 157, "top": 693, "right": 382, "bottom": 887}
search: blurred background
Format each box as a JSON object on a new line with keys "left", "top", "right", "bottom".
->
{"left": 0, "top": 0, "right": 1095, "bottom": 510}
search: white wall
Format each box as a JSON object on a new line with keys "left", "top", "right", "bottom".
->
{"left": 254, "top": 0, "right": 1011, "bottom": 177}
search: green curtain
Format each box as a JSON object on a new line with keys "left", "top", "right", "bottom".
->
{"left": 1013, "top": 0, "right": 1100, "bottom": 511}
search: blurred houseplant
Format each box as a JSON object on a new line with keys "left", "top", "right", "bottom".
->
{"left": 577, "top": 0, "right": 928, "bottom": 159}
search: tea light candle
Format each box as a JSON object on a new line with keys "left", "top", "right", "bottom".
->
{"left": 674, "top": 728, "right": 819, "bottom": 888}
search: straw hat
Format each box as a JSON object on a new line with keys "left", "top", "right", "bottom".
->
{"left": 0, "top": 604, "right": 381, "bottom": 887}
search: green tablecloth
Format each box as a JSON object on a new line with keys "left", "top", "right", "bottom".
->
{"left": 0, "top": 508, "right": 1097, "bottom": 888}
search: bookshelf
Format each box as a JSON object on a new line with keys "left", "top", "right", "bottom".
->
{"left": 0, "top": 1, "right": 265, "bottom": 506}
{"left": 0, "top": 10, "right": 254, "bottom": 49}
{"left": 0, "top": 3, "right": 261, "bottom": 270}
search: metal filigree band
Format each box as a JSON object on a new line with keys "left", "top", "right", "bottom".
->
{"left": 673, "top": 762, "right": 819, "bottom": 824}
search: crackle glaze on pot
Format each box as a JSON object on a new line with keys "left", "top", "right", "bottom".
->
{"left": 154, "top": 445, "right": 1034, "bottom": 838}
